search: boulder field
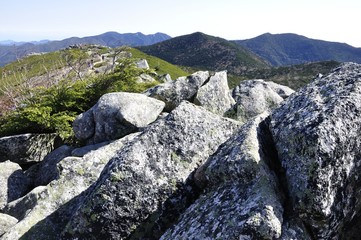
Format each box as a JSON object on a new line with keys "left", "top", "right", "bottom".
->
{"left": 1, "top": 62, "right": 361, "bottom": 239}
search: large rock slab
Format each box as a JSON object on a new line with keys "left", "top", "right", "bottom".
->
{"left": 144, "top": 71, "right": 210, "bottom": 111}
{"left": 194, "top": 71, "right": 235, "bottom": 116}
{"left": 162, "top": 113, "right": 284, "bottom": 239}
{"left": 72, "top": 108, "right": 95, "bottom": 141}
{"left": 265, "top": 81, "right": 294, "bottom": 99}
{"left": 135, "top": 73, "right": 156, "bottom": 83}
{"left": 1, "top": 133, "right": 140, "bottom": 240}
{"left": 135, "top": 59, "right": 149, "bottom": 69}
{"left": 71, "top": 141, "right": 110, "bottom": 157}
{"left": 62, "top": 101, "right": 240, "bottom": 239}
{"left": 73, "top": 92, "right": 165, "bottom": 144}
{"left": 0, "top": 133, "right": 62, "bottom": 165}
{"left": 0, "top": 161, "right": 30, "bottom": 210}
{"left": 229, "top": 80, "right": 291, "bottom": 123}
{"left": 0, "top": 213, "right": 18, "bottom": 237}
{"left": 25, "top": 145, "right": 74, "bottom": 188}
{"left": 270, "top": 62, "right": 361, "bottom": 239}
{"left": 2, "top": 186, "right": 48, "bottom": 221}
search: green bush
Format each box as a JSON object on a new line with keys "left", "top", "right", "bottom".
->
{"left": 0, "top": 106, "right": 76, "bottom": 139}
{"left": 0, "top": 57, "right": 159, "bottom": 142}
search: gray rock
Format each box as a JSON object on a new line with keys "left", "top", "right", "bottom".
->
{"left": 71, "top": 141, "right": 110, "bottom": 157}
{"left": 72, "top": 109, "right": 95, "bottom": 141}
{"left": 159, "top": 73, "right": 172, "bottom": 83}
{"left": 9, "top": 63, "right": 361, "bottom": 239}
{"left": 1, "top": 133, "right": 140, "bottom": 240}
{"left": 0, "top": 133, "right": 62, "bottom": 165}
{"left": 279, "top": 219, "right": 312, "bottom": 240}
{"left": 25, "top": 145, "right": 74, "bottom": 187}
{"left": 73, "top": 92, "right": 165, "bottom": 144}
{"left": 135, "top": 73, "right": 156, "bottom": 83}
{"left": 270, "top": 62, "right": 361, "bottom": 239}
{"left": 62, "top": 101, "right": 240, "bottom": 239}
{"left": 0, "top": 213, "right": 18, "bottom": 237}
{"left": 0, "top": 161, "right": 30, "bottom": 210}
{"left": 163, "top": 113, "right": 284, "bottom": 239}
{"left": 144, "top": 71, "right": 210, "bottom": 112}
{"left": 135, "top": 59, "right": 149, "bottom": 69}
{"left": 2, "top": 186, "right": 48, "bottom": 221}
{"left": 229, "top": 80, "right": 285, "bottom": 123}
{"left": 265, "top": 81, "right": 294, "bottom": 99}
{"left": 194, "top": 71, "right": 235, "bottom": 116}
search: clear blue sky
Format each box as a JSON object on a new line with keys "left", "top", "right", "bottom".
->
{"left": 1, "top": 0, "right": 360, "bottom": 47}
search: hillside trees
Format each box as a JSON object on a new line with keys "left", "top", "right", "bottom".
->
{"left": 0, "top": 52, "right": 67, "bottom": 111}
{"left": 61, "top": 48, "right": 89, "bottom": 81}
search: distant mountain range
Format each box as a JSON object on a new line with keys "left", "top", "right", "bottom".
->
{"left": 1, "top": 31, "right": 361, "bottom": 68}
{"left": 137, "top": 32, "right": 270, "bottom": 75}
{"left": 137, "top": 31, "right": 361, "bottom": 74}
{"left": 0, "top": 32, "right": 171, "bottom": 66}
{"left": 236, "top": 33, "right": 361, "bottom": 66}
{"left": 0, "top": 40, "right": 50, "bottom": 46}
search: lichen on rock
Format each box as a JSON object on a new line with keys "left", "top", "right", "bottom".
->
{"left": 163, "top": 113, "right": 284, "bottom": 239}
{"left": 194, "top": 71, "right": 235, "bottom": 116}
{"left": 1, "top": 133, "right": 140, "bottom": 240}
{"left": 144, "top": 71, "right": 210, "bottom": 111}
{"left": 0, "top": 161, "right": 30, "bottom": 210}
{"left": 4, "top": 64, "right": 361, "bottom": 239}
{"left": 73, "top": 92, "right": 165, "bottom": 144}
{"left": 229, "top": 79, "right": 292, "bottom": 123}
{"left": 270, "top": 62, "right": 361, "bottom": 238}
{"left": 0, "top": 133, "right": 62, "bottom": 165}
{"left": 62, "top": 101, "right": 240, "bottom": 239}
{"left": 0, "top": 213, "right": 18, "bottom": 237}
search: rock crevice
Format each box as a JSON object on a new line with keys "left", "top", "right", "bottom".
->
{"left": 4, "top": 64, "right": 361, "bottom": 239}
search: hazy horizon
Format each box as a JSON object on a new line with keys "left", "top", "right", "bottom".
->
{"left": 1, "top": 31, "right": 361, "bottom": 49}
{"left": 1, "top": 0, "right": 360, "bottom": 47}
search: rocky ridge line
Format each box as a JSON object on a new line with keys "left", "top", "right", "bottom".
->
{"left": 2, "top": 63, "right": 361, "bottom": 239}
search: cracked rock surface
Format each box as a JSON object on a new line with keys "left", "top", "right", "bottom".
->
{"left": 62, "top": 101, "right": 240, "bottom": 239}
{"left": 271, "top": 62, "right": 361, "bottom": 239}
{"left": 5, "top": 65, "right": 361, "bottom": 239}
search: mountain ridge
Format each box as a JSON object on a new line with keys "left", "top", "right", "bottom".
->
{"left": 235, "top": 32, "right": 361, "bottom": 66}
{"left": 0, "top": 40, "right": 50, "bottom": 46}
{"left": 137, "top": 32, "right": 270, "bottom": 75}
{"left": 0, "top": 32, "right": 171, "bottom": 66}
{"left": 2, "top": 31, "right": 361, "bottom": 69}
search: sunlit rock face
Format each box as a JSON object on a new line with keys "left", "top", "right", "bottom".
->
{"left": 73, "top": 92, "right": 165, "bottom": 144}
{"left": 270, "top": 62, "right": 361, "bottom": 239}
{"left": 4, "top": 65, "right": 361, "bottom": 240}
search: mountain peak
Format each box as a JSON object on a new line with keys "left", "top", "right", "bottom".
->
{"left": 236, "top": 33, "right": 361, "bottom": 66}
{"left": 137, "top": 32, "right": 269, "bottom": 75}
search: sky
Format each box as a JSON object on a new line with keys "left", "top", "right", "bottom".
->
{"left": 1, "top": 0, "right": 360, "bottom": 47}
